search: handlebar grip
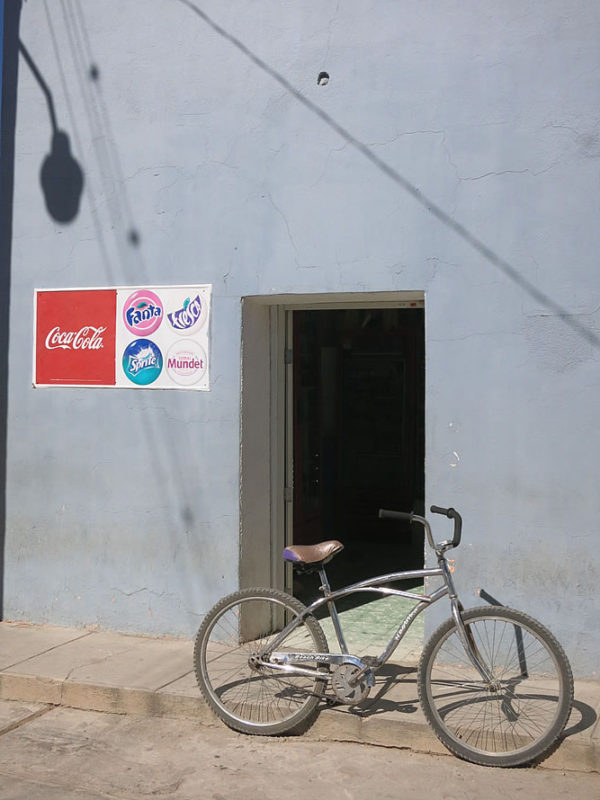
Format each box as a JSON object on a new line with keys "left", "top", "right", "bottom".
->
{"left": 430, "top": 505, "right": 451, "bottom": 516}
{"left": 430, "top": 505, "right": 462, "bottom": 546}
{"left": 378, "top": 508, "right": 414, "bottom": 522}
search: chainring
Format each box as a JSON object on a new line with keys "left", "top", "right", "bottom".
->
{"left": 331, "top": 664, "right": 371, "bottom": 704}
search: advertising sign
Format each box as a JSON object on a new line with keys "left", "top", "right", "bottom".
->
{"left": 34, "top": 285, "right": 211, "bottom": 390}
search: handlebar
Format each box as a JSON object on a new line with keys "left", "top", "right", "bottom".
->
{"left": 429, "top": 505, "right": 462, "bottom": 546}
{"left": 378, "top": 505, "right": 462, "bottom": 549}
{"left": 377, "top": 509, "right": 414, "bottom": 523}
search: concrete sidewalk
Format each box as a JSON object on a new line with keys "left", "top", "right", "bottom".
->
{"left": 0, "top": 620, "right": 598, "bottom": 772}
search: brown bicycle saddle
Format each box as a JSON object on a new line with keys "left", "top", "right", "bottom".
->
{"left": 283, "top": 540, "right": 344, "bottom": 567}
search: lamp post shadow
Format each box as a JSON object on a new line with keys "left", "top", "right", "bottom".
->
{"left": 19, "top": 40, "right": 84, "bottom": 225}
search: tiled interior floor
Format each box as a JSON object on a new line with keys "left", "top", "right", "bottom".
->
{"left": 317, "top": 587, "right": 424, "bottom": 664}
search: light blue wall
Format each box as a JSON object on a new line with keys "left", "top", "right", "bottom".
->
{"left": 5, "top": 1, "right": 600, "bottom": 674}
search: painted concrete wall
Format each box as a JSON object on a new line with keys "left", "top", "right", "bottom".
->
{"left": 4, "top": 1, "right": 600, "bottom": 675}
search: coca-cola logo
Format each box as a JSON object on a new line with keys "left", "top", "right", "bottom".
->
{"left": 45, "top": 325, "right": 106, "bottom": 351}
{"left": 35, "top": 288, "right": 116, "bottom": 387}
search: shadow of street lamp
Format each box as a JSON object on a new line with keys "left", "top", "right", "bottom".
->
{"left": 39, "top": 129, "right": 84, "bottom": 223}
{"left": 19, "top": 40, "right": 83, "bottom": 224}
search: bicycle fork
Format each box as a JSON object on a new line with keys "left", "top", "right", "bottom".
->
{"left": 441, "top": 556, "right": 497, "bottom": 688}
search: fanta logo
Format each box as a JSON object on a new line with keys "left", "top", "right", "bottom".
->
{"left": 122, "top": 290, "right": 163, "bottom": 336}
{"left": 125, "top": 303, "right": 161, "bottom": 328}
{"left": 45, "top": 326, "right": 106, "bottom": 351}
{"left": 122, "top": 339, "right": 163, "bottom": 386}
{"left": 167, "top": 295, "right": 203, "bottom": 332}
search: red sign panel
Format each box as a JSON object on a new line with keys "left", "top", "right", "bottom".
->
{"left": 35, "top": 290, "right": 117, "bottom": 386}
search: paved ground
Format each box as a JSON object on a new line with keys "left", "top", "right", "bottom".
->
{"left": 1, "top": 619, "right": 598, "bottom": 773}
{"left": 0, "top": 701, "right": 598, "bottom": 800}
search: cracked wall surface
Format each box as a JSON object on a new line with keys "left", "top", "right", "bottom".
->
{"left": 4, "top": 1, "right": 600, "bottom": 674}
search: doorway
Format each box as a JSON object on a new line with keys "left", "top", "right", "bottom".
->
{"left": 288, "top": 306, "right": 425, "bottom": 603}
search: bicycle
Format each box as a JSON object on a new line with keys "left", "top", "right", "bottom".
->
{"left": 193, "top": 506, "right": 574, "bottom": 767}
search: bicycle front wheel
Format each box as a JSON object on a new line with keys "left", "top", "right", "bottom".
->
{"left": 418, "top": 606, "right": 573, "bottom": 767}
{"left": 194, "top": 588, "right": 329, "bottom": 735}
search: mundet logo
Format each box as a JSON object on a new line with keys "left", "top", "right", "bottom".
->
{"left": 45, "top": 326, "right": 106, "bottom": 351}
{"left": 165, "top": 339, "right": 207, "bottom": 386}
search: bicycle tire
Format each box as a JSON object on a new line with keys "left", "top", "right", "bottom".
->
{"left": 194, "top": 587, "right": 329, "bottom": 735}
{"left": 418, "top": 606, "right": 573, "bottom": 767}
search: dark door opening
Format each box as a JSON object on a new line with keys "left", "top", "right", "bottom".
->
{"left": 291, "top": 307, "right": 425, "bottom": 603}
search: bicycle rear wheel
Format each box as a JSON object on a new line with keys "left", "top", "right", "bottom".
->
{"left": 194, "top": 588, "right": 329, "bottom": 735}
{"left": 418, "top": 606, "right": 573, "bottom": 767}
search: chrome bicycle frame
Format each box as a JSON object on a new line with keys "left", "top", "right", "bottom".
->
{"left": 264, "top": 513, "right": 495, "bottom": 686}
{"left": 265, "top": 567, "right": 448, "bottom": 685}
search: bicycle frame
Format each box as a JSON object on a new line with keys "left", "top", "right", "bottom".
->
{"left": 263, "top": 514, "right": 496, "bottom": 687}
{"left": 263, "top": 566, "right": 446, "bottom": 680}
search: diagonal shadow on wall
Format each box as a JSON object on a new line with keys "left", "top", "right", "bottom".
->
{"left": 176, "top": 0, "right": 600, "bottom": 350}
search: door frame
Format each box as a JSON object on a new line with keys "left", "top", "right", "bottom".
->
{"left": 239, "top": 292, "right": 424, "bottom": 595}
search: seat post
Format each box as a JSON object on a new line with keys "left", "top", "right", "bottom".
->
{"left": 318, "top": 566, "right": 348, "bottom": 654}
